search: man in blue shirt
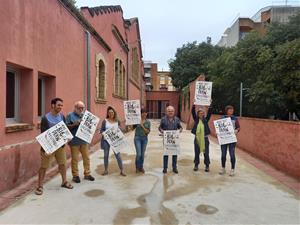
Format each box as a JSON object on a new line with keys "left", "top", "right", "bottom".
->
{"left": 159, "top": 105, "right": 183, "bottom": 174}
{"left": 66, "top": 101, "right": 95, "bottom": 183}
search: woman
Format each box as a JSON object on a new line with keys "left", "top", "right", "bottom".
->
{"left": 219, "top": 105, "right": 240, "bottom": 176}
{"left": 100, "top": 106, "right": 126, "bottom": 176}
{"left": 132, "top": 108, "right": 151, "bottom": 173}
{"left": 191, "top": 104, "right": 212, "bottom": 172}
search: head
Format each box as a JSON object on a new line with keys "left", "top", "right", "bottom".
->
{"left": 166, "top": 106, "right": 175, "bottom": 118}
{"left": 141, "top": 108, "right": 148, "bottom": 119}
{"left": 225, "top": 105, "right": 234, "bottom": 116}
{"left": 106, "top": 106, "right": 117, "bottom": 120}
{"left": 74, "top": 101, "right": 85, "bottom": 116}
{"left": 51, "top": 97, "right": 63, "bottom": 114}
{"left": 198, "top": 74, "right": 206, "bottom": 81}
{"left": 197, "top": 108, "right": 205, "bottom": 119}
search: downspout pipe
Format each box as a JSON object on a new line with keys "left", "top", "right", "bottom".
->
{"left": 84, "top": 30, "right": 91, "bottom": 111}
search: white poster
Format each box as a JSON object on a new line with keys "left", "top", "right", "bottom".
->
{"left": 213, "top": 117, "right": 237, "bottom": 145}
{"left": 102, "top": 126, "right": 128, "bottom": 154}
{"left": 194, "top": 81, "right": 212, "bottom": 106}
{"left": 75, "top": 110, "right": 100, "bottom": 144}
{"left": 163, "top": 130, "right": 180, "bottom": 155}
{"left": 36, "top": 121, "right": 73, "bottom": 154}
{"left": 123, "top": 100, "right": 141, "bottom": 125}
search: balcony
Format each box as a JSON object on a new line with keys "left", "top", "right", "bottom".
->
{"left": 144, "top": 72, "right": 151, "bottom": 78}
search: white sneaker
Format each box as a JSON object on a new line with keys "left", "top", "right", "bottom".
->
{"left": 229, "top": 169, "right": 235, "bottom": 176}
{"left": 219, "top": 168, "right": 226, "bottom": 175}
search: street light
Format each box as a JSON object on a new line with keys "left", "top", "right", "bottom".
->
{"left": 239, "top": 82, "right": 249, "bottom": 117}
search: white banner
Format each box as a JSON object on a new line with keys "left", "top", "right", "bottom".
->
{"left": 36, "top": 121, "right": 73, "bottom": 154}
{"left": 102, "top": 126, "right": 128, "bottom": 154}
{"left": 123, "top": 100, "right": 141, "bottom": 125}
{"left": 163, "top": 130, "right": 180, "bottom": 155}
{"left": 75, "top": 110, "right": 100, "bottom": 144}
{"left": 194, "top": 81, "right": 212, "bottom": 106}
{"left": 213, "top": 117, "right": 237, "bottom": 145}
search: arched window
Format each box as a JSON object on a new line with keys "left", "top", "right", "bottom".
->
{"left": 132, "top": 47, "right": 139, "bottom": 82}
{"left": 114, "top": 58, "right": 126, "bottom": 98}
{"left": 96, "top": 59, "right": 105, "bottom": 100}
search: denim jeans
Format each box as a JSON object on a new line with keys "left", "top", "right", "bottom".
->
{"left": 163, "top": 155, "right": 177, "bottom": 170}
{"left": 220, "top": 143, "right": 236, "bottom": 169}
{"left": 134, "top": 136, "right": 148, "bottom": 169}
{"left": 101, "top": 140, "right": 123, "bottom": 170}
{"left": 194, "top": 137, "right": 210, "bottom": 167}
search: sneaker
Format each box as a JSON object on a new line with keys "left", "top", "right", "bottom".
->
{"left": 163, "top": 168, "right": 167, "bottom": 174}
{"left": 219, "top": 168, "right": 226, "bottom": 175}
{"left": 173, "top": 168, "right": 179, "bottom": 174}
{"left": 193, "top": 166, "right": 198, "bottom": 171}
{"left": 72, "top": 176, "right": 81, "bottom": 183}
{"left": 120, "top": 171, "right": 127, "bottom": 176}
{"left": 205, "top": 166, "right": 210, "bottom": 172}
{"left": 84, "top": 175, "right": 95, "bottom": 181}
{"left": 229, "top": 169, "right": 235, "bottom": 176}
{"left": 102, "top": 170, "right": 108, "bottom": 176}
{"left": 139, "top": 168, "right": 145, "bottom": 174}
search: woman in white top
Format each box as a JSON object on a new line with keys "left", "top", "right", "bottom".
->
{"left": 99, "top": 106, "right": 126, "bottom": 176}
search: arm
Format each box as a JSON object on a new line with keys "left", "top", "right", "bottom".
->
{"left": 177, "top": 118, "right": 183, "bottom": 132}
{"left": 141, "top": 121, "right": 150, "bottom": 135}
{"left": 191, "top": 104, "right": 197, "bottom": 121}
{"left": 40, "top": 116, "right": 48, "bottom": 133}
{"left": 206, "top": 107, "right": 213, "bottom": 122}
{"left": 99, "top": 120, "right": 106, "bottom": 134}
{"left": 158, "top": 118, "right": 164, "bottom": 133}
{"left": 235, "top": 118, "right": 241, "bottom": 132}
{"left": 65, "top": 114, "right": 81, "bottom": 130}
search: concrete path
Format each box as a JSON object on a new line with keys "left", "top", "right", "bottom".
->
{"left": 0, "top": 120, "right": 299, "bottom": 224}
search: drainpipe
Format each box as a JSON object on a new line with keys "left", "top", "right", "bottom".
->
{"left": 126, "top": 47, "right": 129, "bottom": 100}
{"left": 84, "top": 30, "right": 91, "bottom": 111}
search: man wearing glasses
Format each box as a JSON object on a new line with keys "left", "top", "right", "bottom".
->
{"left": 66, "top": 101, "right": 95, "bottom": 183}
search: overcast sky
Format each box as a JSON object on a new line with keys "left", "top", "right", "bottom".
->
{"left": 76, "top": 0, "right": 296, "bottom": 71}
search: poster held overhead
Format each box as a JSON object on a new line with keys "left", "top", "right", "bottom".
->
{"left": 194, "top": 81, "right": 212, "bottom": 106}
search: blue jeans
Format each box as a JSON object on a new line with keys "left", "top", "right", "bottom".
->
{"left": 134, "top": 136, "right": 148, "bottom": 169}
{"left": 221, "top": 143, "right": 236, "bottom": 169}
{"left": 101, "top": 140, "right": 123, "bottom": 170}
{"left": 163, "top": 155, "right": 177, "bottom": 170}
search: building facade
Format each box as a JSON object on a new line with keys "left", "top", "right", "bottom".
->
{"left": 0, "top": 0, "right": 144, "bottom": 193}
{"left": 218, "top": 5, "right": 300, "bottom": 47}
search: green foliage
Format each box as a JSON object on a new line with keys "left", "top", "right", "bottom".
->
{"left": 169, "top": 12, "right": 300, "bottom": 120}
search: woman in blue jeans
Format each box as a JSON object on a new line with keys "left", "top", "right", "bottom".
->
{"left": 219, "top": 105, "right": 240, "bottom": 176}
{"left": 133, "top": 108, "right": 151, "bottom": 173}
{"left": 100, "top": 106, "right": 126, "bottom": 176}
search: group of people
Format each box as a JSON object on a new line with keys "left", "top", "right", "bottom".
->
{"left": 35, "top": 94, "right": 240, "bottom": 196}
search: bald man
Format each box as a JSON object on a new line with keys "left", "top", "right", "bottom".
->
{"left": 159, "top": 105, "right": 183, "bottom": 174}
{"left": 66, "top": 101, "right": 95, "bottom": 183}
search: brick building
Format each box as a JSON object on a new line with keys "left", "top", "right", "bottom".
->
{"left": 0, "top": 0, "right": 144, "bottom": 193}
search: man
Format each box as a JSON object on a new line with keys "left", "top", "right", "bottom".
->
{"left": 159, "top": 105, "right": 183, "bottom": 174}
{"left": 66, "top": 101, "right": 95, "bottom": 183}
{"left": 35, "top": 98, "right": 73, "bottom": 195}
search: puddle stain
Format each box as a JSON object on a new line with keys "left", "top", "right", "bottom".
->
{"left": 196, "top": 204, "right": 218, "bottom": 215}
{"left": 84, "top": 189, "right": 104, "bottom": 197}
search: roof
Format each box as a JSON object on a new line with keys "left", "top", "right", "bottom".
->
{"left": 81, "top": 5, "right": 123, "bottom": 17}
{"left": 58, "top": 0, "right": 111, "bottom": 52}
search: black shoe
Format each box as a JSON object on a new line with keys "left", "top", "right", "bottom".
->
{"left": 205, "top": 166, "right": 210, "bottom": 172}
{"left": 163, "top": 169, "right": 167, "bottom": 174}
{"left": 193, "top": 166, "right": 198, "bottom": 171}
{"left": 173, "top": 168, "right": 178, "bottom": 174}
{"left": 84, "top": 175, "right": 95, "bottom": 181}
{"left": 72, "top": 176, "right": 81, "bottom": 183}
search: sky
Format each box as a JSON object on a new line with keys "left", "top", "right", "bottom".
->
{"left": 76, "top": 0, "right": 297, "bottom": 71}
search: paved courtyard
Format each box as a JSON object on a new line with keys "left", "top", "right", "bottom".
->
{"left": 0, "top": 120, "right": 299, "bottom": 224}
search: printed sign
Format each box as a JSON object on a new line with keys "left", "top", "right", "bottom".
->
{"left": 75, "top": 110, "right": 100, "bottom": 144}
{"left": 194, "top": 81, "right": 212, "bottom": 106}
{"left": 102, "top": 126, "right": 128, "bottom": 153}
{"left": 163, "top": 130, "right": 180, "bottom": 155}
{"left": 124, "top": 100, "right": 141, "bottom": 125}
{"left": 36, "top": 121, "right": 73, "bottom": 154}
{"left": 213, "top": 117, "right": 237, "bottom": 145}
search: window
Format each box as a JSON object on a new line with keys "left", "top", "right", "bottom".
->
{"left": 131, "top": 47, "right": 139, "bottom": 82}
{"left": 96, "top": 59, "right": 106, "bottom": 100}
{"left": 38, "top": 77, "right": 46, "bottom": 117}
{"left": 6, "top": 70, "right": 20, "bottom": 123}
{"left": 114, "top": 58, "right": 126, "bottom": 98}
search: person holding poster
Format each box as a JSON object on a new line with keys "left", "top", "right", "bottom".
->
{"left": 99, "top": 106, "right": 126, "bottom": 176}
{"left": 66, "top": 101, "right": 95, "bottom": 183}
{"left": 132, "top": 108, "right": 151, "bottom": 173}
{"left": 35, "top": 98, "right": 73, "bottom": 195}
{"left": 191, "top": 104, "right": 212, "bottom": 172}
{"left": 219, "top": 105, "right": 240, "bottom": 176}
{"left": 159, "top": 106, "right": 183, "bottom": 174}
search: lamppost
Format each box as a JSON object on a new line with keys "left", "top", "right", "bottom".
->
{"left": 239, "top": 82, "right": 249, "bottom": 117}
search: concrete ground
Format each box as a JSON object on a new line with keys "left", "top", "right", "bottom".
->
{"left": 0, "top": 120, "right": 299, "bottom": 225}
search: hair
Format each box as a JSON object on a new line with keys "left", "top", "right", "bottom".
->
{"left": 225, "top": 105, "right": 234, "bottom": 114}
{"left": 106, "top": 106, "right": 117, "bottom": 120}
{"left": 51, "top": 97, "right": 63, "bottom": 105}
{"left": 141, "top": 108, "right": 147, "bottom": 114}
